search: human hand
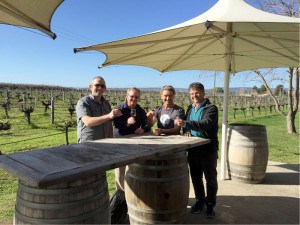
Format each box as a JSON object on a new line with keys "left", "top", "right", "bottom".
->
{"left": 174, "top": 117, "right": 184, "bottom": 127}
{"left": 109, "top": 109, "right": 122, "bottom": 119}
{"left": 127, "top": 117, "right": 136, "bottom": 126}
{"left": 153, "top": 128, "right": 162, "bottom": 136}
{"left": 184, "top": 132, "right": 191, "bottom": 137}
{"left": 147, "top": 111, "right": 155, "bottom": 119}
{"left": 135, "top": 128, "right": 144, "bottom": 135}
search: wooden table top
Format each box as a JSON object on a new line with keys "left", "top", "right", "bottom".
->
{"left": 0, "top": 134, "right": 210, "bottom": 187}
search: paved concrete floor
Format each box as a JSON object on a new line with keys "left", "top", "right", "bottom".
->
{"left": 123, "top": 161, "right": 299, "bottom": 224}
{"left": 184, "top": 161, "right": 299, "bottom": 224}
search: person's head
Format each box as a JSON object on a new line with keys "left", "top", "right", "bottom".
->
{"left": 160, "top": 85, "right": 175, "bottom": 108}
{"left": 188, "top": 82, "right": 205, "bottom": 105}
{"left": 89, "top": 76, "right": 106, "bottom": 100}
{"left": 126, "top": 87, "right": 141, "bottom": 108}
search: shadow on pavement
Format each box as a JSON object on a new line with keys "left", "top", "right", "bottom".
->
{"left": 185, "top": 196, "right": 299, "bottom": 224}
{"left": 277, "top": 164, "right": 300, "bottom": 173}
{"left": 262, "top": 172, "right": 300, "bottom": 185}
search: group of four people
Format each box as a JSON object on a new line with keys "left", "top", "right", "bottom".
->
{"left": 76, "top": 76, "right": 219, "bottom": 221}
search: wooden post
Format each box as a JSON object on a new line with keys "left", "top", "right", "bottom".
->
{"left": 65, "top": 123, "right": 69, "bottom": 145}
{"left": 22, "top": 94, "right": 26, "bottom": 110}
{"left": 51, "top": 97, "right": 54, "bottom": 124}
{"left": 35, "top": 96, "right": 38, "bottom": 108}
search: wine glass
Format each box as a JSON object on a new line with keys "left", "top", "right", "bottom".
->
{"left": 130, "top": 108, "right": 136, "bottom": 117}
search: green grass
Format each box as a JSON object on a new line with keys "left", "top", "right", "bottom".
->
{"left": 0, "top": 104, "right": 299, "bottom": 223}
{"left": 0, "top": 171, "right": 17, "bottom": 223}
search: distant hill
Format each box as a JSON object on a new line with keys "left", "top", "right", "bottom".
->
{"left": 110, "top": 87, "right": 256, "bottom": 93}
{"left": 0, "top": 82, "right": 258, "bottom": 93}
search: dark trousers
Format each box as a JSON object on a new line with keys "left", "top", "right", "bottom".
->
{"left": 187, "top": 150, "right": 218, "bottom": 207}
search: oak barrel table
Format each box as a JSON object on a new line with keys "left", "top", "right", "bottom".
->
{"left": 0, "top": 134, "right": 210, "bottom": 224}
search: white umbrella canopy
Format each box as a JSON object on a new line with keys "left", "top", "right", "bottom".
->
{"left": 74, "top": 0, "right": 300, "bottom": 179}
{"left": 74, "top": 0, "right": 299, "bottom": 72}
{"left": 0, "top": 0, "right": 64, "bottom": 39}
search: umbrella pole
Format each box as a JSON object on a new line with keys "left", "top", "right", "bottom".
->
{"left": 220, "top": 23, "right": 232, "bottom": 180}
{"left": 220, "top": 69, "right": 230, "bottom": 180}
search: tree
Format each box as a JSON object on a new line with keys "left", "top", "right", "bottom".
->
{"left": 259, "top": 84, "right": 267, "bottom": 94}
{"left": 253, "top": 68, "right": 299, "bottom": 133}
{"left": 214, "top": 87, "right": 224, "bottom": 93}
{"left": 274, "top": 84, "right": 284, "bottom": 96}
{"left": 246, "top": 0, "right": 299, "bottom": 134}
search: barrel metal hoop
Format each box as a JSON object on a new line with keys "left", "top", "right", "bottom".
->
{"left": 18, "top": 177, "right": 106, "bottom": 195}
{"left": 16, "top": 187, "right": 108, "bottom": 210}
{"left": 228, "top": 161, "right": 268, "bottom": 170}
{"left": 14, "top": 199, "right": 109, "bottom": 224}
{"left": 126, "top": 171, "right": 188, "bottom": 182}
{"left": 127, "top": 201, "right": 187, "bottom": 214}
{"left": 130, "top": 162, "right": 187, "bottom": 170}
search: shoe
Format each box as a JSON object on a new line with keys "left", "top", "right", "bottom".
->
{"left": 205, "top": 203, "right": 215, "bottom": 218}
{"left": 190, "top": 200, "right": 205, "bottom": 214}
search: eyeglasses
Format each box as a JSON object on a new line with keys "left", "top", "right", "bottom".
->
{"left": 93, "top": 84, "right": 106, "bottom": 88}
{"left": 128, "top": 95, "right": 139, "bottom": 99}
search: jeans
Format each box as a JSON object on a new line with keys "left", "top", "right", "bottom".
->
{"left": 188, "top": 150, "right": 218, "bottom": 207}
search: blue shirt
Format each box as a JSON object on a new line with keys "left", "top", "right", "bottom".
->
{"left": 185, "top": 101, "right": 206, "bottom": 138}
{"left": 189, "top": 106, "right": 204, "bottom": 137}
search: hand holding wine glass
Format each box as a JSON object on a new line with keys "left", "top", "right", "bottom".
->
{"left": 127, "top": 108, "right": 136, "bottom": 126}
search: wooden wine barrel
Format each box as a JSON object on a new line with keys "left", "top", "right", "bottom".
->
{"left": 14, "top": 173, "right": 110, "bottom": 224}
{"left": 125, "top": 151, "right": 189, "bottom": 225}
{"left": 227, "top": 123, "right": 269, "bottom": 184}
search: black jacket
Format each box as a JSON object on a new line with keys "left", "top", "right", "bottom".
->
{"left": 113, "top": 102, "right": 150, "bottom": 136}
{"left": 184, "top": 98, "right": 219, "bottom": 154}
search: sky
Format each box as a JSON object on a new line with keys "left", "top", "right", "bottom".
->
{"left": 0, "top": 0, "right": 290, "bottom": 90}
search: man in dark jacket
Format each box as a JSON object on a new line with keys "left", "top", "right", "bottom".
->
{"left": 175, "top": 82, "right": 218, "bottom": 218}
{"left": 111, "top": 87, "right": 150, "bottom": 224}
{"left": 113, "top": 87, "right": 150, "bottom": 191}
